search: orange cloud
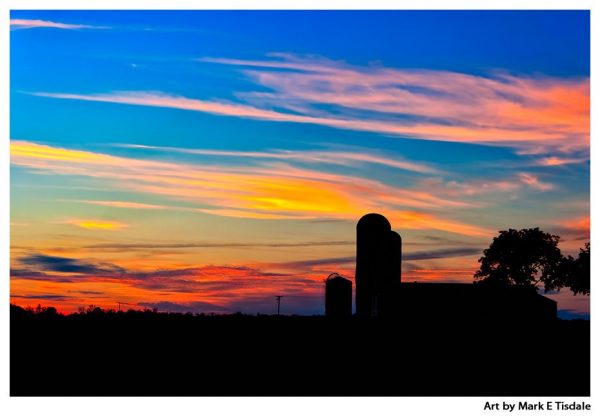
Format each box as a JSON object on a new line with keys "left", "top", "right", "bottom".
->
{"left": 389, "top": 212, "right": 491, "bottom": 237}
{"left": 10, "top": 261, "right": 326, "bottom": 314}
{"left": 10, "top": 251, "right": 488, "bottom": 314}
{"left": 11, "top": 140, "right": 489, "bottom": 237}
{"left": 559, "top": 216, "right": 590, "bottom": 233}
{"left": 537, "top": 156, "right": 588, "bottom": 167}
{"left": 402, "top": 268, "right": 475, "bottom": 283}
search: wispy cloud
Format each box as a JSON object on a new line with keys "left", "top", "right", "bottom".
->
{"left": 200, "top": 55, "right": 578, "bottom": 149}
{"left": 119, "top": 143, "right": 442, "bottom": 174}
{"left": 402, "top": 267, "right": 476, "bottom": 283}
{"left": 30, "top": 76, "right": 588, "bottom": 151}
{"left": 12, "top": 254, "right": 327, "bottom": 314}
{"left": 28, "top": 52, "right": 588, "bottom": 153}
{"left": 272, "top": 247, "right": 481, "bottom": 271}
{"left": 275, "top": 256, "right": 355, "bottom": 270}
{"left": 403, "top": 247, "right": 481, "bottom": 261}
{"left": 11, "top": 140, "right": 488, "bottom": 236}
{"left": 12, "top": 294, "right": 70, "bottom": 300}
{"left": 556, "top": 216, "right": 590, "bottom": 239}
{"left": 10, "top": 19, "right": 108, "bottom": 30}
{"left": 416, "top": 173, "right": 555, "bottom": 200}
{"left": 19, "top": 253, "right": 125, "bottom": 274}
{"left": 71, "top": 200, "right": 175, "bottom": 210}
{"left": 517, "top": 173, "right": 554, "bottom": 191}
{"left": 85, "top": 240, "right": 354, "bottom": 251}
{"left": 535, "top": 156, "right": 589, "bottom": 167}
{"left": 201, "top": 54, "right": 588, "bottom": 151}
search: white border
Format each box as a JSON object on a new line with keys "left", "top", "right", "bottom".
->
{"left": 1, "top": 2, "right": 595, "bottom": 416}
{"left": 1, "top": 0, "right": 595, "bottom": 10}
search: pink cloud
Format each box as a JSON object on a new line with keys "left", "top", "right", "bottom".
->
{"left": 517, "top": 173, "right": 554, "bottom": 191}
{"left": 73, "top": 200, "right": 173, "bottom": 210}
{"left": 32, "top": 89, "right": 583, "bottom": 149}
{"left": 203, "top": 54, "right": 589, "bottom": 150}
{"left": 536, "top": 156, "right": 589, "bottom": 167}
{"left": 30, "top": 54, "right": 588, "bottom": 152}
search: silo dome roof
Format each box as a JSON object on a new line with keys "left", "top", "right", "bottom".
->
{"left": 357, "top": 213, "right": 391, "bottom": 231}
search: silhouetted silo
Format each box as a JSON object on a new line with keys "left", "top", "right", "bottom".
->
{"left": 355, "top": 213, "right": 402, "bottom": 317}
{"left": 356, "top": 213, "right": 390, "bottom": 317}
{"left": 384, "top": 230, "right": 402, "bottom": 315}
{"left": 325, "top": 273, "right": 352, "bottom": 318}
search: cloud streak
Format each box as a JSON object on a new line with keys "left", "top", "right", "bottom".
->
{"left": 202, "top": 54, "right": 589, "bottom": 151}
{"left": 72, "top": 200, "right": 172, "bottom": 210}
{"left": 29, "top": 54, "right": 587, "bottom": 152}
{"left": 536, "top": 156, "right": 589, "bottom": 167}
{"left": 11, "top": 140, "right": 489, "bottom": 236}
{"left": 10, "top": 19, "right": 107, "bottom": 30}
{"left": 119, "top": 143, "right": 442, "bottom": 174}
{"left": 12, "top": 255, "right": 327, "bottom": 313}
{"left": 403, "top": 247, "right": 481, "bottom": 261}
{"left": 517, "top": 173, "right": 554, "bottom": 191}
{"left": 19, "top": 253, "right": 126, "bottom": 274}
{"left": 273, "top": 247, "right": 481, "bottom": 271}
{"left": 85, "top": 240, "right": 354, "bottom": 250}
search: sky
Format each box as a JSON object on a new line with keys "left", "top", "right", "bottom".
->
{"left": 10, "top": 10, "right": 590, "bottom": 318}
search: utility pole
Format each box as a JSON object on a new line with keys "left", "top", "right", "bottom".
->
{"left": 275, "top": 295, "right": 283, "bottom": 316}
{"left": 116, "top": 301, "right": 137, "bottom": 312}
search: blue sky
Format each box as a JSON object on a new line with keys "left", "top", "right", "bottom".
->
{"left": 10, "top": 10, "right": 590, "bottom": 317}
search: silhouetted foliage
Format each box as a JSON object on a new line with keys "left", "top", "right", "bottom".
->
{"left": 560, "top": 243, "right": 590, "bottom": 295}
{"left": 78, "top": 304, "right": 104, "bottom": 315}
{"left": 475, "top": 228, "right": 563, "bottom": 291}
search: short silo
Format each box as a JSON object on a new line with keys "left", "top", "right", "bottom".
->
{"left": 325, "top": 273, "right": 352, "bottom": 318}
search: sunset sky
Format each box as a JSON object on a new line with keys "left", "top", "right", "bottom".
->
{"left": 10, "top": 10, "right": 590, "bottom": 317}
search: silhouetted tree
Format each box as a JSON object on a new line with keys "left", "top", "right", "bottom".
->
{"left": 474, "top": 228, "right": 563, "bottom": 291}
{"left": 560, "top": 243, "right": 590, "bottom": 295}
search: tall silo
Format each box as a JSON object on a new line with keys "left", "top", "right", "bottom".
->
{"left": 325, "top": 273, "right": 352, "bottom": 318}
{"left": 356, "top": 213, "right": 391, "bottom": 317}
{"left": 355, "top": 213, "right": 402, "bottom": 318}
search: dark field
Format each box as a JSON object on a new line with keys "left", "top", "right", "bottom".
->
{"left": 10, "top": 305, "right": 590, "bottom": 396}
